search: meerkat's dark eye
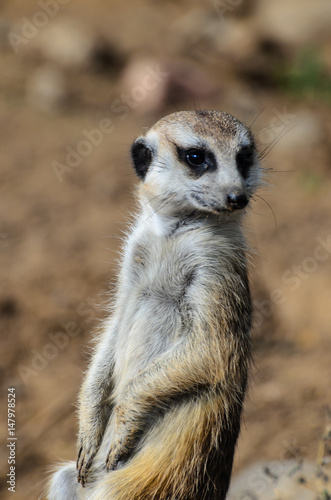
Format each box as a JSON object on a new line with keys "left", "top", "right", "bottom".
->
{"left": 236, "top": 145, "right": 255, "bottom": 179}
{"left": 186, "top": 150, "right": 206, "bottom": 167}
{"left": 175, "top": 145, "right": 216, "bottom": 176}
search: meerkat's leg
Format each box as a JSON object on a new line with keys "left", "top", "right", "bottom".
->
{"left": 76, "top": 324, "right": 117, "bottom": 485}
{"left": 105, "top": 289, "right": 246, "bottom": 472}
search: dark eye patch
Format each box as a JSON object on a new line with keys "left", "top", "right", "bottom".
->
{"left": 175, "top": 145, "right": 217, "bottom": 177}
{"left": 236, "top": 145, "right": 255, "bottom": 179}
{"left": 131, "top": 139, "right": 153, "bottom": 180}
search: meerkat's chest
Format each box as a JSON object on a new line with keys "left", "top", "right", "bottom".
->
{"left": 112, "top": 234, "right": 202, "bottom": 383}
{"left": 128, "top": 235, "right": 197, "bottom": 304}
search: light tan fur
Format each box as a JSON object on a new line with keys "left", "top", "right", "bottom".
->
{"left": 47, "top": 110, "right": 261, "bottom": 500}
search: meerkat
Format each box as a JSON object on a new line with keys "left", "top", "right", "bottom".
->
{"left": 47, "top": 110, "right": 261, "bottom": 500}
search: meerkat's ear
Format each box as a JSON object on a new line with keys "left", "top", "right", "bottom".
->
{"left": 131, "top": 138, "right": 153, "bottom": 180}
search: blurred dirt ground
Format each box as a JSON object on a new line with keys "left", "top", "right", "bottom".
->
{"left": 0, "top": 1, "right": 331, "bottom": 499}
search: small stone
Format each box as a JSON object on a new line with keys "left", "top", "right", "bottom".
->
{"left": 120, "top": 57, "right": 218, "bottom": 115}
{"left": 228, "top": 460, "right": 318, "bottom": 500}
{"left": 254, "top": 0, "right": 331, "bottom": 48}
{"left": 26, "top": 65, "right": 67, "bottom": 113}
{"left": 30, "top": 18, "right": 96, "bottom": 68}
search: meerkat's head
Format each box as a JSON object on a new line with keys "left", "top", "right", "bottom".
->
{"left": 131, "top": 110, "right": 261, "bottom": 219}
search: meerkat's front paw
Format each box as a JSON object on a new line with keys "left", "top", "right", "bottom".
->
{"left": 106, "top": 438, "right": 126, "bottom": 471}
{"left": 106, "top": 406, "right": 136, "bottom": 471}
{"left": 76, "top": 439, "right": 99, "bottom": 487}
{"left": 106, "top": 433, "right": 134, "bottom": 471}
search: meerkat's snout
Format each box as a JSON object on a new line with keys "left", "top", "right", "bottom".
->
{"left": 226, "top": 192, "right": 248, "bottom": 211}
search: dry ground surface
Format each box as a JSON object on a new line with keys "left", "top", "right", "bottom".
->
{"left": 0, "top": 0, "right": 331, "bottom": 498}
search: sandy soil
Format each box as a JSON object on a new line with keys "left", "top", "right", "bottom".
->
{"left": 0, "top": 1, "right": 331, "bottom": 498}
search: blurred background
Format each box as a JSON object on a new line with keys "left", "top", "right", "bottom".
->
{"left": 0, "top": 0, "right": 331, "bottom": 498}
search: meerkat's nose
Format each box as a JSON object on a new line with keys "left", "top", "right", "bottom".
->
{"left": 226, "top": 193, "right": 248, "bottom": 210}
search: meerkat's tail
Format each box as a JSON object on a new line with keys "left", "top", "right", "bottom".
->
{"left": 89, "top": 397, "right": 233, "bottom": 500}
{"left": 47, "top": 462, "right": 87, "bottom": 500}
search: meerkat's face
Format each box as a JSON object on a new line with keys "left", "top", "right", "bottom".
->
{"left": 131, "top": 111, "right": 260, "bottom": 217}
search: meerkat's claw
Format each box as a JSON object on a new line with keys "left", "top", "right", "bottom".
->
{"left": 76, "top": 444, "right": 97, "bottom": 486}
{"left": 106, "top": 442, "right": 125, "bottom": 471}
{"left": 106, "top": 431, "right": 135, "bottom": 471}
{"left": 106, "top": 453, "right": 120, "bottom": 471}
